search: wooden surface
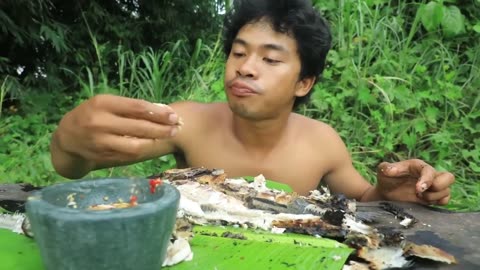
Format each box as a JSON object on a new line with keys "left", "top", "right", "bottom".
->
{"left": 0, "top": 183, "right": 41, "bottom": 212}
{"left": 356, "top": 201, "right": 480, "bottom": 269}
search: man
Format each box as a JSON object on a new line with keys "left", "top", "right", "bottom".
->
{"left": 50, "top": 0, "right": 454, "bottom": 204}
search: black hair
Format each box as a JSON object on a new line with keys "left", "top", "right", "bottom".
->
{"left": 223, "top": 0, "right": 332, "bottom": 108}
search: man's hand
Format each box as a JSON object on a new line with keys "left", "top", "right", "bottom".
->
{"left": 51, "top": 94, "right": 182, "bottom": 178}
{"left": 376, "top": 159, "right": 455, "bottom": 205}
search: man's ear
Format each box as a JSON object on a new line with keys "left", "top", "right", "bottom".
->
{"left": 294, "top": 76, "right": 316, "bottom": 97}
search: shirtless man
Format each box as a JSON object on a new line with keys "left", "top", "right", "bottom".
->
{"left": 50, "top": 0, "right": 454, "bottom": 205}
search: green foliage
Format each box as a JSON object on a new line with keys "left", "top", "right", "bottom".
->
{"left": 418, "top": 1, "right": 466, "bottom": 37}
{"left": 0, "top": 0, "right": 224, "bottom": 99}
{"left": 0, "top": 0, "right": 479, "bottom": 212}
{"left": 309, "top": 0, "right": 480, "bottom": 211}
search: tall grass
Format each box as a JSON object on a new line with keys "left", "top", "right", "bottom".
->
{"left": 308, "top": 0, "right": 480, "bottom": 211}
{"left": 1, "top": 1, "right": 478, "bottom": 211}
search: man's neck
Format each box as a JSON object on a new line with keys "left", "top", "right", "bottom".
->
{"left": 230, "top": 109, "right": 292, "bottom": 155}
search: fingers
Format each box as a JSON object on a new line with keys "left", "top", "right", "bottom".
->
{"left": 437, "top": 195, "right": 451, "bottom": 206}
{"left": 100, "top": 113, "right": 179, "bottom": 139}
{"left": 420, "top": 172, "right": 454, "bottom": 205}
{"left": 421, "top": 188, "right": 450, "bottom": 202}
{"left": 377, "top": 161, "right": 412, "bottom": 177}
{"left": 90, "top": 95, "right": 180, "bottom": 125}
{"left": 90, "top": 134, "right": 159, "bottom": 163}
{"left": 428, "top": 172, "right": 455, "bottom": 192}
{"left": 85, "top": 95, "right": 183, "bottom": 140}
{"left": 378, "top": 160, "right": 437, "bottom": 193}
{"left": 416, "top": 164, "right": 437, "bottom": 192}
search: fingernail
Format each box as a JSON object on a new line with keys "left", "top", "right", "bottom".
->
{"left": 168, "top": 114, "right": 178, "bottom": 124}
{"left": 170, "top": 127, "right": 178, "bottom": 137}
{"left": 178, "top": 117, "right": 184, "bottom": 126}
{"left": 420, "top": 182, "right": 428, "bottom": 191}
{"left": 385, "top": 165, "right": 394, "bottom": 173}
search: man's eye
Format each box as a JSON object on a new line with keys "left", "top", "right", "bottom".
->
{"left": 232, "top": 52, "right": 245, "bottom": 57}
{"left": 264, "top": 58, "right": 280, "bottom": 64}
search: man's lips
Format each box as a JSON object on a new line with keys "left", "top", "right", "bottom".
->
{"left": 228, "top": 81, "right": 259, "bottom": 97}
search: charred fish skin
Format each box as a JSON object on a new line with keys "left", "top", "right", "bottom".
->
{"left": 379, "top": 202, "right": 418, "bottom": 227}
{"left": 246, "top": 197, "right": 289, "bottom": 214}
{"left": 151, "top": 167, "right": 223, "bottom": 181}
{"left": 377, "top": 229, "right": 405, "bottom": 247}
{"left": 272, "top": 219, "right": 347, "bottom": 239}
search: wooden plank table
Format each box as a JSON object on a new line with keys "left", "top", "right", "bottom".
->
{"left": 356, "top": 201, "right": 480, "bottom": 269}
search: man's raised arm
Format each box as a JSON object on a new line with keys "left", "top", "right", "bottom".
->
{"left": 50, "top": 94, "right": 182, "bottom": 179}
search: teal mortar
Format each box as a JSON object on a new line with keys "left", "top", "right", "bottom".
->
{"left": 25, "top": 178, "right": 180, "bottom": 270}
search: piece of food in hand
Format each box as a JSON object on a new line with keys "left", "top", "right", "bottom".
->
{"left": 154, "top": 103, "right": 184, "bottom": 127}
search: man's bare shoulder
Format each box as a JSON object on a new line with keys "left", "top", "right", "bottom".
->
{"left": 291, "top": 113, "right": 351, "bottom": 175}
{"left": 292, "top": 113, "right": 342, "bottom": 143}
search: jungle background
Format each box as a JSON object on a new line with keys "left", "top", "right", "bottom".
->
{"left": 0, "top": 0, "right": 479, "bottom": 211}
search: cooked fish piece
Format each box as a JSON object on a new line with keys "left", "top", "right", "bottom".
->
{"left": 0, "top": 212, "right": 25, "bottom": 234}
{"left": 356, "top": 246, "right": 412, "bottom": 270}
{"left": 175, "top": 181, "right": 341, "bottom": 235}
{"left": 342, "top": 261, "right": 370, "bottom": 270}
{"left": 403, "top": 242, "right": 457, "bottom": 264}
{"left": 162, "top": 237, "right": 193, "bottom": 267}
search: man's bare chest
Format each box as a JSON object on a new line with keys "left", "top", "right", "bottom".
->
{"left": 178, "top": 141, "right": 329, "bottom": 195}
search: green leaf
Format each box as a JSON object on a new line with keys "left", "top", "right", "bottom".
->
{"left": 414, "top": 120, "right": 427, "bottom": 134}
{"left": 168, "top": 226, "right": 352, "bottom": 270}
{"left": 425, "top": 106, "right": 440, "bottom": 123}
{"left": 473, "top": 23, "right": 480, "bottom": 33}
{"left": 469, "top": 162, "right": 480, "bottom": 173}
{"left": 358, "top": 87, "right": 375, "bottom": 105}
{"left": 401, "top": 132, "right": 417, "bottom": 151}
{"left": 419, "top": 2, "right": 444, "bottom": 32}
{"left": 441, "top": 5, "right": 466, "bottom": 37}
{"left": 39, "top": 24, "right": 68, "bottom": 54}
{"left": 0, "top": 229, "right": 43, "bottom": 269}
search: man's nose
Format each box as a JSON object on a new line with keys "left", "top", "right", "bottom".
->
{"left": 237, "top": 56, "right": 258, "bottom": 78}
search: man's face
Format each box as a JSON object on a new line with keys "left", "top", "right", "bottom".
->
{"left": 224, "top": 20, "right": 312, "bottom": 120}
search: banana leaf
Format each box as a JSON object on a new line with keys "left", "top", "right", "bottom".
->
{"left": 166, "top": 225, "right": 353, "bottom": 270}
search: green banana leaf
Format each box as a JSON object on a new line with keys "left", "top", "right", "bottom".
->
{"left": 0, "top": 225, "right": 352, "bottom": 270}
{"left": 166, "top": 226, "right": 353, "bottom": 270}
{"left": 0, "top": 229, "right": 43, "bottom": 270}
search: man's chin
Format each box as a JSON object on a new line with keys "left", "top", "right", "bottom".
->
{"left": 229, "top": 102, "right": 260, "bottom": 120}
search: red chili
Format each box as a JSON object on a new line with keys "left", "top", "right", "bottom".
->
{"left": 129, "top": 195, "right": 138, "bottom": 206}
{"left": 149, "top": 178, "right": 163, "bottom": 194}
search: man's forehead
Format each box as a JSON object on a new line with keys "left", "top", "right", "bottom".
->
{"left": 234, "top": 20, "right": 296, "bottom": 52}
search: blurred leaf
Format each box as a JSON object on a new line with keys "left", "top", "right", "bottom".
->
{"left": 402, "top": 131, "right": 417, "bottom": 151}
{"left": 419, "top": 2, "right": 444, "bottom": 32}
{"left": 425, "top": 106, "right": 440, "bottom": 123}
{"left": 473, "top": 23, "right": 480, "bottom": 33}
{"left": 441, "top": 5, "right": 466, "bottom": 37}
{"left": 414, "top": 120, "right": 427, "bottom": 134}
{"left": 358, "top": 87, "right": 375, "bottom": 104}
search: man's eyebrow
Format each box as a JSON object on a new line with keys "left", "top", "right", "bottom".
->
{"left": 233, "top": 38, "right": 289, "bottom": 53}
